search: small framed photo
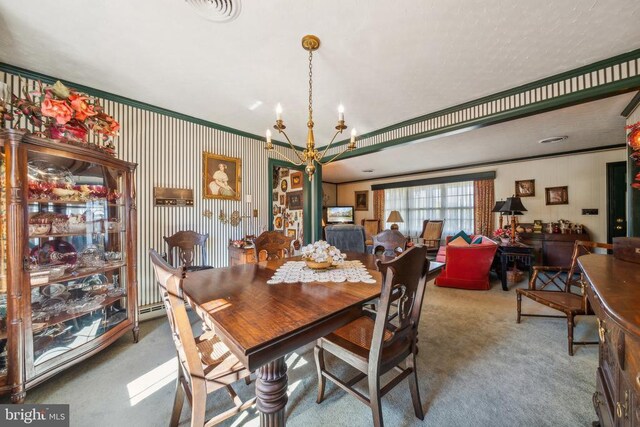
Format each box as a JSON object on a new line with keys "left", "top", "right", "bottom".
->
{"left": 290, "top": 171, "right": 303, "bottom": 189}
{"left": 286, "top": 228, "right": 296, "bottom": 239}
{"left": 545, "top": 186, "right": 569, "bottom": 205}
{"left": 203, "top": 152, "right": 241, "bottom": 200}
{"left": 286, "top": 191, "right": 303, "bottom": 210}
{"left": 515, "top": 179, "right": 535, "bottom": 197}
{"left": 355, "top": 190, "right": 368, "bottom": 211}
{"left": 279, "top": 195, "right": 285, "bottom": 205}
{"left": 280, "top": 168, "right": 289, "bottom": 177}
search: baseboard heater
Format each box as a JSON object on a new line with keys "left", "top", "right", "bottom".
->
{"left": 138, "top": 303, "right": 166, "bottom": 321}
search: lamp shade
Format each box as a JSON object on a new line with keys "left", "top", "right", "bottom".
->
{"left": 499, "top": 196, "right": 527, "bottom": 213}
{"left": 386, "top": 210, "right": 404, "bottom": 223}
{"left": 492, "top": 200, "right": 505, "bottom": 213}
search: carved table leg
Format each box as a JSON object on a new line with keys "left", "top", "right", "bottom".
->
{"left": 500, "top": 253, "right": 508, "bottom": 291}
{"left": 256, "top": 357, "right": 288, "bottom": 427}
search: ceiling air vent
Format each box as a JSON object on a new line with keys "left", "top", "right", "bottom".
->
{"left": 538, "top": 136, "right": 568, "bottom": 144}
{"left": 185, "top": 0, "right": 242, "bottom": 23}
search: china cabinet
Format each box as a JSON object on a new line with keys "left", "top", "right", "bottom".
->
{"left": 0, "top": 129, "right": 138, "bottom": 402}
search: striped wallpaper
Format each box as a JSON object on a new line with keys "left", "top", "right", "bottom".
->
{"left": 1, "top": 69, "right": 299, "bottom": 314}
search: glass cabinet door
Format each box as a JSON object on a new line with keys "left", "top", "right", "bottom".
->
{"left": 26, "top": 150, "right": 129, "bottom": 367}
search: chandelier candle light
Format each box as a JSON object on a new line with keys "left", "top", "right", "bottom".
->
{"left": 264, "top": 35, "right": 357, "bottom": 180}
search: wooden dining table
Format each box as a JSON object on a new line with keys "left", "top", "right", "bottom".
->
{"left": 182, "top": 251, "right": 444, "bottom": 426}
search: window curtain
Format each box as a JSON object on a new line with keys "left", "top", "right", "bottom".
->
{"left": 373, "top": 189, "right": 385, "bottom": 222}
{"left": 384, "top": 181, "right": 474, "bottom": 237}
{"left": 473, "top": 179, "right": 495, "bottom": 237}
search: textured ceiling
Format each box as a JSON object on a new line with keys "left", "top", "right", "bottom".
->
{"left": 322, "top": 93, "right": 635, "bottom": 183}
{"left": 1, "top": 0, "right": 639, "bottom": 147}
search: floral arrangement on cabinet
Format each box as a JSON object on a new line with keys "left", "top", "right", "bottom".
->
{"left": 7, "top": 80, "right": 120, "bottom": 156}
{"left": 493, "top": 228, "right": 510, "bottom": 242}
{"left": 627, "top": 121, "right": 640, "bottom": 190}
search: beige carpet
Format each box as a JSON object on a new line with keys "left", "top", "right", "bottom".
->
{"left": 1, "top": 276, "right": 599, "bottom": 426}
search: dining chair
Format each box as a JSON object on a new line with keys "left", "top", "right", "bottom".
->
{"left": 149, "top": 249, "right": 255, "bottom": 426}
{"left": 163, "top": 230, "right": 213, "bottom": 272}
{"left": 325, "top": 224, "right": 367, "bottom": 253}
{"left": 253, "top": 231, "right": 294, "bottom": 262}
{"left": 361, "top": 219, "right": 382, "bottom": 247}
{"left": 372, "top": 229, "right": 408, "bottom": 257}
{"left": 516, "top": 240, "right": 613, "bottom": 355}
{"left": 420, "top": 219, "right": 445, "bottom": 255}
{"left": 315, "top": 245, "right": 430, "bottom": 427}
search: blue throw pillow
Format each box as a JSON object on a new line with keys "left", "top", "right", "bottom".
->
{"left": 451, "top": 230, "right": 472, "bottom": 244}
{"left": 471, "top": 236, "right": 484, "bottom": 245}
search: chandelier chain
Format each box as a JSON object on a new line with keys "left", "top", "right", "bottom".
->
{"left": 308, "top": 50, "right": 313, "bottom": 121}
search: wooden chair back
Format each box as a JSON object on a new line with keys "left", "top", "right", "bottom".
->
{"left": 565, "top": 240, "right": 612, "bottom": 293}
{"left": 420, "top": 220, "right": 445, "bottom": 250}
{"left": 371, "top": 246, "right": 430, "bottom": 364}
{"left": 254, "top": 231, "right": 294, "bottom": 262}
{"left": 164, "top": 230, "right": 210, "bottom": 269}
{"left": 361, "top": 219, "right": 381, "bottom": 243}
{"left": 149, "top": 249, "right": 205, "bottom": 385}
{"left": 372, "top": 229, "right": 408, "bottom": 257}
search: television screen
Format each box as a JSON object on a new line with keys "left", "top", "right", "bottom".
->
{"left": 326, "top": 206, "right": 354, "bottom": 224}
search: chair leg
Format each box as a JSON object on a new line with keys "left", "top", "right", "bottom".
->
{"left": 170, "top": 374, "right": 185, "bottom": 427}
{"left": 314, "top": 343, "right": 326, "bottom": 404}
{"left": 516, "top": 292, "right": 522, "bottom": 323}
{"left": 190, "top": 380, "right": 207, "bottom": 427}
{"left": 407, "top": 354, "right": 424, "bottom": 420}
{"left": 368, "top": 374, "right": 383, "bottom": 427}
{"left": 567, "top": 313, "right": 574, "bottom": 356}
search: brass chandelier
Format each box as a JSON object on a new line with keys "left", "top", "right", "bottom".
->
{"left": 264, "top": 34, "right": 357, "bottom": 180}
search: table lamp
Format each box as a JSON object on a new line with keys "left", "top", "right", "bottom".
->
{"left": 492, "top": 200, "right": 505, "bottom": 229}
{"left": 386, "top": 210, "right": 404, "bottom": 231}
{"left": 499, "top": 196, "right": 527, "bottom": 242}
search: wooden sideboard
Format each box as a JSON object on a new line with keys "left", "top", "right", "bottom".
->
{"left": 228, "top": 244, "right": 256, "bottom": 266}
{"left": 519, "top": 232, "right": 590, "bottom": 267}
{"left": 579, "top": 254, "right": 640, "bottom": 427}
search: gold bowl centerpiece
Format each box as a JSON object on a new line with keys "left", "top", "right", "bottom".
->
{"left": 301, "top": 240, "right": 345, "bottom": 270}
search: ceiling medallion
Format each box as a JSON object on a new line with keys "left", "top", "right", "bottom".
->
{"left": 264, "top": 35, "right": 357, "bottom": 180}
{"left": 185, "top": 0, "right": 242, "bottom": 23}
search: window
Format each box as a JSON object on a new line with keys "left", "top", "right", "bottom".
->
{"left": 384, "top": 181, "right": 474, "bottom": 238}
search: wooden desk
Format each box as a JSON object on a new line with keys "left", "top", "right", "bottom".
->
{"left": 182, "top": 252, "right": 444, "bottom": 426}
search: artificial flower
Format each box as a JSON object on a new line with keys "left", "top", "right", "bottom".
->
{"left": 50, "top": 80, "right": 71, "bottom": 99}
{"left": 69, "top": 94, "right": 97, "bottom": 121}
{"left": 41, "top": 96, "right": 73, "bottom": 124}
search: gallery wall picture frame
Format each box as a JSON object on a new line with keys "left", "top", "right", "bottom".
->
{"left": 203, "top": 152, "right": 241, "bottom": 200}
{"left": 286, "top": 191, "right": 304, "bottom": 210}
{"left": 286, "top": 228, "right": 297, "bottom": 239}
{"left": 280, "top": 168, "right": 290, "bottom": 177}
{"left": 279, "top": 195, "right": 285, "bottom": 205}
{"left": 545, "top": 186, "right": 569, "bottom": 205}
{"left": 515, "top": 179, "right": 535, "bottom": 197}
{"left": 355, "top": 190, "right": 369, "bottom": 211}
{"left": 290, "top": 171, "right": 303, "bottom": 189}
{"left": 280, "top": 179, "right": 288, "bottom": 192}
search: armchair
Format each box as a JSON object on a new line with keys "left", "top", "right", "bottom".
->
{"left": 434, "top": 235, "right": 497, "bottom": 290}
{"left": 420, "top": 220, "right": 445, "bottom": 255}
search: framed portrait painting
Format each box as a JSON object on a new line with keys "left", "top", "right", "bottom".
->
{"left": 515, "top": 179, "right": 535, "bottom": 197}
{"left": 203, "top": 152, "right": 241, "bottom": 200}
{"left": 286, "top": 228, "right": 297, "bottom": 239}
{"left": 545, "top": 186, "right": 569, "bottom": 205}
{"left": 355, "top": 190, "right": 368, "bottom": 211}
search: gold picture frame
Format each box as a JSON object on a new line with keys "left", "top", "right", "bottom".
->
{"left": 515, "top": 179, "right": 535, "bottom": 197}
{"left": 203, "top": 151, "right": 241, "bottom": 200}
{"left": 355, "top": 190, "right": 368, "bottom": 211}
{"left": 545, "top": 186, "right": 569, "bottom": 205}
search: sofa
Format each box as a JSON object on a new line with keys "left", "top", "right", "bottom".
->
{"left": 434, "top": 235, "right": 497, "bottom": 290}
